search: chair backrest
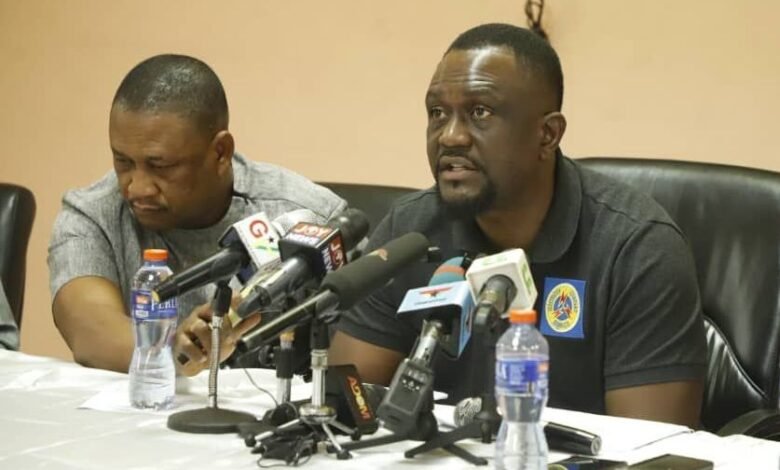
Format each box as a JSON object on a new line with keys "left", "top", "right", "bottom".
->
{"left": 318, "top": 182, "right": 419, "bottom": 236}
{"left": 0, "top": 183, "right": 36, "bottom": 328}
{"left": 578, "top": 157, "right": 780, "bottom": 432}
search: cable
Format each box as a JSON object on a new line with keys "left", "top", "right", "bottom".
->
{"left": 243, "top": 368, "right": 280, "bottom": 408}
{"left": 525, "top": 0, "right": 548, "bottom": 40}
{"left": 256, "top": 430, "right": 315, "bottom": 467}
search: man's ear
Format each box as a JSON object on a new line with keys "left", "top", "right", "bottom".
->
{"left": 211, "top": 130, "right": 235, "bottom": 172}
{"left": 540, "top": 112, "right": 567, "bottom": 161}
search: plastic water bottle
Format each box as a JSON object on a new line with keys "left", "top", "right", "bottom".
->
{"left": 495, "top": 309, "right": 549, "bottom": 470}
{"left": 129, "top": 249, "right": 178, "bottom": 410}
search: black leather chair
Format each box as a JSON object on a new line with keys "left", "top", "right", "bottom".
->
{"left": 578, "top": 158, "right": 780, "bottom": 438}
{"left": 318, "top": 182, "right": 419, "bottom": 236}
{"left": 0, "top": 183, "right": 36, "bottom": 329}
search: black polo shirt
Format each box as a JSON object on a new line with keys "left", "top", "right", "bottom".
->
{"left": 336, "top": 155, "right": 707, "bottom": 414}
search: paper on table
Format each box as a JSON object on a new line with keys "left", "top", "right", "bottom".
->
{"left": 613, "top": 430, "right": 780, "bottom": 468}
{"left": 79, "top": 368, "right": 311, "bottom": 417}
{"left": 541, "top": 407, "right": 691, "bottom": 455}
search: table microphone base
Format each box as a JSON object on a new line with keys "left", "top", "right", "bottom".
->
{"left": 167, "top": 407, "right": 257, "bottom": 434}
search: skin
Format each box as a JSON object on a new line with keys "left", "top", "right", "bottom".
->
{"left": 53, "top": 108, "right": 260, "bottom": 376}
{"left": 330, "top": 46, "right": 702, "bottom": 427}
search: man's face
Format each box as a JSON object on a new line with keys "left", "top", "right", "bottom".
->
{"left": 109, "top": 108, "right": 225, "bottom": 231}
{"left": 426, "top": 47, "right": 552, "bottom": 216}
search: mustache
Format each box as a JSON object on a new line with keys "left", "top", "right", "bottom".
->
{"left": 437, "top": 153, "right": 485, "bottom": 172}
{"left": 128, "top": 197, "right": 166, "bottom": 210}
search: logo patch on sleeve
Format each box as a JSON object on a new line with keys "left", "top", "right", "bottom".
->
{"left": 541, "top": 278, "right": 586, "bottom": 339}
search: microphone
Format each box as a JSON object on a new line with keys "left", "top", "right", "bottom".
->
{"left": 237, "top": 232, "right": 431, "bottom": 352}
{"left": 234, "top": 208, "right": 369, "bottom": 320}
{"left": 377, "top": 256, "right": 475, "bottom": 434}
{"left": 227, "top": 210, "right": 325, "bottom": 327}
{"left": 453, "top": 396, "right": 602, "bottom": 456}
{"left": 465, "top": 248, "right": 538, "bottom": 321}
{"left": 225, "top": 208, "right": 320, "bottom": 284}
{"left": 152, "top": 209, "right": 318, "bottom": 303}
{"left": 396, "top": 257, "right": 475, "bottom": 359}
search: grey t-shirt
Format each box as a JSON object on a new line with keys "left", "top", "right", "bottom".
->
{"left": 48, "top": 153, "right": 347, "bottom": 321}
{"left": 0, "top": 282, "right": 19, "bottom": 350}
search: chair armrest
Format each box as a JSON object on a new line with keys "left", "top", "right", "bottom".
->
{"left": 717, "top": 408, "right": 780, "bottom": 440}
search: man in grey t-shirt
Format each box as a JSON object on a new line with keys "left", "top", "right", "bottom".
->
{"left": 48, "top": 55, "right": 345, "bottom": 376}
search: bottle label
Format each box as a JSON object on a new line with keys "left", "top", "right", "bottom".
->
{"left": 131, "top": 290, "right": 178, "bottom": 320}
{"left": 495, "top": 357, "right": 549, "bottom": 396}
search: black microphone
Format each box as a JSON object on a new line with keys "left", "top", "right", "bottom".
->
{"left": 153, "top": 210, "right": 317, "bottom": 303}
{"left": 152, "top": 247, "right": 247, "bottom": 303}
{"left": 453, "top": 396, "right": 602, "bottom": 456}
{"left": 234, "top": 208, "right": 369, "bottom": 319}
{"left": 237, "top": 232, "right": 431, "bottom": 352}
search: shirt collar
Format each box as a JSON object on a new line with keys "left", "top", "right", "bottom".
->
{"left": 231, "top": 153, "right": 250, "bottom": 199}
{"left": 528, "top": 154, "right": 582, "bottom": 263}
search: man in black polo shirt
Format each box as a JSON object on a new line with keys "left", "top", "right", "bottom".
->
{"left": 330, "top": 23, "right": 706, "bottom": 427}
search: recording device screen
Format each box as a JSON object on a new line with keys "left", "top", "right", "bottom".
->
{"left": 549, "top": 456, "right": 628, "bottom": 469}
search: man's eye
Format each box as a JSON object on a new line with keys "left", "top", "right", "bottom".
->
{"left": 113, "top": 158, "right": 132, "bottom": 169}
{"left": 150, "top": 162, "right": 176, "bottom": 170}
{"left": 428, "top": 107, "right": 445, "bottom": 120}
{"left": 471, "top": 106, "right": 492, "bottom": 119}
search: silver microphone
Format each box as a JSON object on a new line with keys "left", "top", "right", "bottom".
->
{"left": 453, "top": 396, "right": 484, "bottom": 427}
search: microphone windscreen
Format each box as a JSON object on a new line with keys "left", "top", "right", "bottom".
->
{"left": 153, "top": 248, "right": 246, "bottom": 302}
{"left": 453, "top": 396, "right": 482, "bottom": 427}
{"left": 320, "top": 232, "right": 430, "bottom": 310}
{"left": 328, "top": 208, "right": 370, "bottom": 251}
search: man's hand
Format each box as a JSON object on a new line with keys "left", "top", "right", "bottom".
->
{"left": 174, "top": 296, "right": 261, "bottom": 376}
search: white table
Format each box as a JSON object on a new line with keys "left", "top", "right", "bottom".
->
{"left": 0, "top": 350, "right": 778, "bottom": 469}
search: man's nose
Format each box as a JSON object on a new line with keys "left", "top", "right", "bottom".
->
{"left": 126, "top": 169, "right": 160, "bottom": 200}
{"left": 439, "top": 115, "right": 472, "bottom": 149}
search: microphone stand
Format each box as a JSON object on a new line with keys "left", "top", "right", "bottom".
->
{"left": 242, "top": 301, "right": 359, "bottom": 460}
{"left": 329, "top": 388, "right": 486, "bottom": 465}
{"left": 396, "top": 304, "right": 504, "bottom": 461}
{"left": 254, "top": 331, "right": 300, "bottom": 427}
{"left": 168, "top": 281, "right": 258, "bottom": 433}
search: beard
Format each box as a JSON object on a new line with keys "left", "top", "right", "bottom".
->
{"left": 435, "top": 177, "right": 497, "bottom": 220}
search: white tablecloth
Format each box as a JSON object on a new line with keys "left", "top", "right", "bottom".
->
{"left": 0, "top": 350, "right": 778, "bottom": 469}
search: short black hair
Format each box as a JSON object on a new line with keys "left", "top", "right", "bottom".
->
{"left": 447, "top": 23, "right": 563, "bottom": 111}
{"left": 112, "top": 54, "right": 229, "bottom": 134}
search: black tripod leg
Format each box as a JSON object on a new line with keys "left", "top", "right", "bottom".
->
{"left": 441, "top": 444, "right": 489, "bottom": 466}
{"left": 405, "top": 421, "right": 481, "bottom": 456}
{"left": 332, "top": 432, "right": 408, "bottom": 452}
{"left": 404, "top": 422, "right": 487, "bottom": 465}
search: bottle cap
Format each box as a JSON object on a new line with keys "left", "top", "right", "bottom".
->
{"left": 509, "top": 309, "right": 537, "bottom": 324}
{"left": 143, "top": 249, "right": 168, "bottom": 262}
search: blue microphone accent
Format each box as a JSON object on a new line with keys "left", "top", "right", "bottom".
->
{"left": 428, "top": 256, "right": 466, "bottom": 286}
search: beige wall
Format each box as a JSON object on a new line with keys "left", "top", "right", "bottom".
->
{"left": 1, "top": 0, "right": 778, "bottom": 361}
